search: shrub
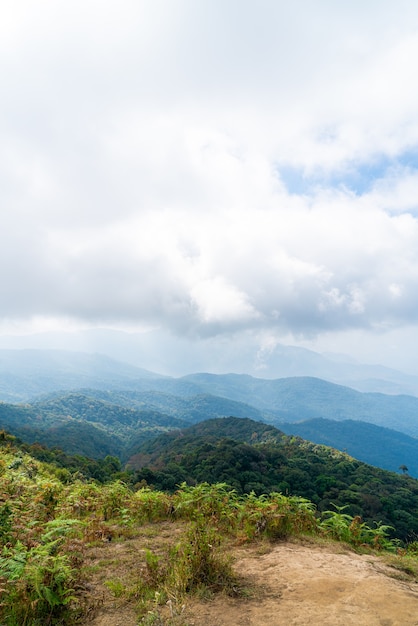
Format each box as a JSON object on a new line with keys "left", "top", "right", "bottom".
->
{"left": 168, "top": 517, "right": 237, "bottom": 597}
{"left": 237, "top": 491, "right": 317, "bottom": 541}
{"left": 131, "top": 487, "right": 173, "bottom": 523}
{"left": 173, "top": 482, "right": 239, "bottom": 531}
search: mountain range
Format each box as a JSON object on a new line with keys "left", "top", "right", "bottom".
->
{"left": 1, "top": 348, "right": 418, "bottom": 476}
{"left": 1, "top": 328, "right": 418, "bottom": 394}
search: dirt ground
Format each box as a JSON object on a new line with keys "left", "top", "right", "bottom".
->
{"left": 84, "top": 525, "right": 418, "bottom": 626}
{"left": 187, "top": 541, "right": 418, "bottom": 626}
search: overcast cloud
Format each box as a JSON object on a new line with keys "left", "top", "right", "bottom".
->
{"left": 3, "top": 1, "right": 418, "bottom": 373}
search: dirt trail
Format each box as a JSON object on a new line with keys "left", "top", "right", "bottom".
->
{"left": 188, "top": 541, "right": 418, "bottom": 626}
{"left": 86, "top": 533, "right": 418, "bottom": 626}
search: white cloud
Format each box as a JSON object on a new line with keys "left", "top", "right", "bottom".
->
{"left": 3, "top": 1, "right": 418, "bottom": 371}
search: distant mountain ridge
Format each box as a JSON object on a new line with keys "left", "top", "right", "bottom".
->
{"left": 179, "top": 373, "right": 418, "bottom": 437}
{"left": 0, "top": 349, "right": 164, "bottom": 402}
{"left": 251, "top": 342, "right": 418, "bottom": 395}
{"left": 0, "top": 329, "right": 418, "bottom": 396}
{"left": 1, "top": 349, "right": 418, "bottom": 477}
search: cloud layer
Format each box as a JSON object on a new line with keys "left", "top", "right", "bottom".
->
{"left": 3, "top": 1, "right": 418, "bottom": 365}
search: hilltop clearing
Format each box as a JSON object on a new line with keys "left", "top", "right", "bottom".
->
{"left": 190, "top": 541, "right": 418, "bottom": 626}
{"left": 86, "top": 531, "right": 418, "bottom": 626}
{"left": 2, "top": 431, "right": 418, "bottom": 624}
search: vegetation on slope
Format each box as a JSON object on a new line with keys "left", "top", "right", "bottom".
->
{"left": 2, "top": 427, "right": 417, "bottom": 625}
{"left": 4, "top": 411, "right": 418, "bottom": 544}
{"left": 280, "top": 417, "right": 418, "bottom": 477}
{"left": 181, "top": 374, "right": 418, "bottom": 435}
{"left": 4, "top": 372, "right": 418, "bottom": 478}
{"left": 129, "top": 417, "right": 418, "bottom": 542}
{"left": 0, "top": 393, "right": 188, "bottom": 459}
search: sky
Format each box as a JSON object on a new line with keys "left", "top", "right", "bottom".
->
{"left": 2, "top": 0, "right": 418, "bottom": 375}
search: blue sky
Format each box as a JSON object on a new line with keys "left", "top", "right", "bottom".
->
{"left": 2, "top": 0, "right": 418, "bottom": 375}
{"left": 279, "top": 150, "right": 418, "bottom": 197}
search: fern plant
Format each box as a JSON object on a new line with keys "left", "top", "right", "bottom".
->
{"left": 0, "top": 526, "right": 79, "bottom": 624}
{"left": 319, "top": 504, "right": 397, "bottom": 550}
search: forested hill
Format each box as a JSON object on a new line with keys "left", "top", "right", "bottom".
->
{"left": 128, "top": 416, "right": 418, "bottom": 542}
{"left": 280, "top": 418, "right": 418, "bottom": 477}
{"left": 3, "top": 412, "right": 418, "bottom": 542}
{"left": 3, "top": 378, "right": 418, "bottom": 476}
{"left": 0, "top": 393, "right": 188, "bottom": 459}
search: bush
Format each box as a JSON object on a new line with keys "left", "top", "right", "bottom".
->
{"left": 168, "top": 518, "right": 237, "bottom": 596}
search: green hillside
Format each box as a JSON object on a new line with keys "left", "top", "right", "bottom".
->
{"left": 0, "top": 393, "right": 188, "bottom": 459}
{"left": 129, "top": 417, "right": 418, "bottom": 542}
{"left": 0, "top": 388, "right": 272, "bottom": 460}
{"left": 2, "top": 424, "right": 418, "bottom": 623}
{"left": 280, "top": 418, "right": 418, "bottom": 477}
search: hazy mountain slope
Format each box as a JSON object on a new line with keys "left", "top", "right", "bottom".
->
{"left": 60, "top": 387, "right": 272, "bottom": 423}
{"left": 180, "top": 374, "right": 418, "bottom": 436}
{"left": 253, "top": 342, "right": 418, "bottom": 395}
{"left": 0, "top": 349, "right": 165, "bottom": 402}
{"left": 4, "top": 330, "right": 418, "bottom": 395}
{"left": 280, "top": 418, "right": 418, "bottom": 477}
{"left": 2, "top": 343, "right": 418, "bottom": 403}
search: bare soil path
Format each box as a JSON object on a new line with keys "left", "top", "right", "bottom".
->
{"left": 188, "top": 541, "right": 418, "bottom": 626}
{"left": 84, "top": 527, "right": 418, "bottom": 626}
